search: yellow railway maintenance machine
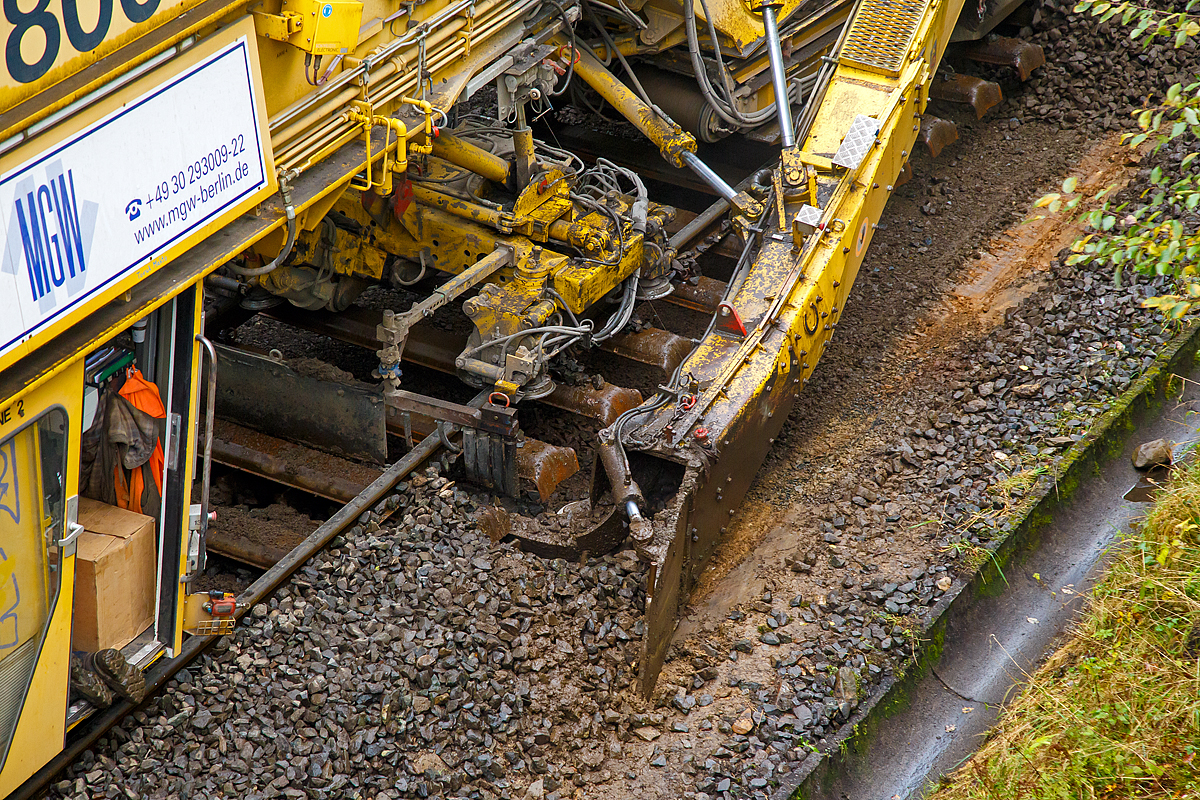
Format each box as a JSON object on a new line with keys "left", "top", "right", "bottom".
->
{"left": 0, "top": 0, "right": 978, "bottom": 785}
{"left": 0, "top": 15, "right": 278, "bottom": 793}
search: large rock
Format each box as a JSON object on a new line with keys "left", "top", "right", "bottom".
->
{"left": 1132, "top": 438, "right": 1173, "bottom": 470}
{"left": 834, "top": 666, "right": 859, "bottom": 707}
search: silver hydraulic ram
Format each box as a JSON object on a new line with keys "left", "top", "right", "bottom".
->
{"left": 570, "top": 37, "right": 744, "bottom": 203}
{"left": 757, "top": 0, "right": 795, "bottom": 148}
{"left": 683, "top": 151, "right": 738, "bottom": 201}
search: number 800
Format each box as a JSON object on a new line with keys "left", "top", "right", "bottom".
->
{"left": 4, "top": 0, "right": 163, "bottom": 84}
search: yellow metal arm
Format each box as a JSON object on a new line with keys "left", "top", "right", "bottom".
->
{"left": 431, "top": 130, "right": 513, "bottom": 188}
{"left": 569, "top": 43, "right": 697, "bottom": 169}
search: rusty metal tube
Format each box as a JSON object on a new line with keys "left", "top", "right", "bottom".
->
{"left": 571, "top": 43, "right": 697, "bottom": 168}
{"left": 596, "top": 427, "right": 643, "bottom": 508}
{"left": 669, "top": 197, "right": 730, "bottom": 250}
{"left": 431, "top": 130, "right": 512, "bottom": 186}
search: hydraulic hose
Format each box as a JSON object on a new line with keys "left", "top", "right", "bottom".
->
{"left": 228, "top": 176, "right": 297, "bottom": 278}
{"left": 683, "top": 0, "right": 790, "bottom": 128}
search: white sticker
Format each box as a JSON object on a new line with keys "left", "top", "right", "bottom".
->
{"left": 0, "top": 35, "right": 269, "bottom": 359}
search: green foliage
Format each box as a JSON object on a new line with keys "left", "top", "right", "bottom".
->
{"left": 1033, "top": 2, "right": 1200, "bottom": 316}
{"left": 1075, "top": 0, "right": 1200, "bottom": 45}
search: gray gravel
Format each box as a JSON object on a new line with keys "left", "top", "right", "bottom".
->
{"left": 53, "top": 469, "right": 648, "bottom": 799}
{"left": 47, "top": 1, "right": 1200, "bottom": 798}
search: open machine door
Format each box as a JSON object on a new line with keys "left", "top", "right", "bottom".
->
{"left": 0, "top": 285, "right": 205, "bottom": 793}
{"left": 0, "top": 364, "right": 81, "bottom": 796}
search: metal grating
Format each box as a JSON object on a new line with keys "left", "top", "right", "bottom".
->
{"left": 839, "top": 0, "right": 930, "bottom": 77}
{"left": 0, "top": 638, "right": 39, "bottom": 752}
{"left": 190, "top": 618, "right": 236, "bottom": 635}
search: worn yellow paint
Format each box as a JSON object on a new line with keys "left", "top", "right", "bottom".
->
{"left": 637, "top": 0, "right": 808, "bottom": 55}
{"left": 0, "top": 362, "right": 82, "bottom": 798}
{"left": 330, "top": 166, "right": 642, "bottom": 315}
{"left": 658, "top": 0, "right": 957, "bottom": 451}
{"left": 569, "top": 42, "right": 696, "bottom": 168}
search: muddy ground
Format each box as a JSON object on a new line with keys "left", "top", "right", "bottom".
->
{"left": 49, "top": 1, "right": 1194, "bottom": 798}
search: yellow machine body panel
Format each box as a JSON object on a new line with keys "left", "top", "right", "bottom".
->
{"left": 0, "top": 363, "right": 81, "bottom": 798}
{"left": 0, "top": 428, "right": 51, "bottom": 648}
{"left": 0, "top": 0, "right": 213, "bottom": 109}
{"left": 0, "top": 16, "right": 275, "bottom": 374}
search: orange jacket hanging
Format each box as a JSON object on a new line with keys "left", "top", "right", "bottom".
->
{"left": 114, "top": 367, "right": 165, "bottom": 516}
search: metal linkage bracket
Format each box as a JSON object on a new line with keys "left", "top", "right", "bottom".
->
{"left": 386, "top": 390, "right": 523, "bottom": 496}
{"left": 714, "top": 301, "right": 748, "bottom": 339}
{"left": 376, "top": 245, "right": 514, "bottom": 394}
{"left": 387, "top": 390, "right": 517, "bottom": 436}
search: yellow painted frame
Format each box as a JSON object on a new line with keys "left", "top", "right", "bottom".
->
{"left": 0, "top": 15, "right": 276, "bottom": 375}
{"left": 0, "top": 362, "right": 82, "bottom": 798}
{"left": 169, "top": 287, "right": 205, "bottom": 655}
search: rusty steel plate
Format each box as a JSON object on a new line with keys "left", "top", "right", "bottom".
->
{"left": 214, "top": 344, "right": 388, "bottom": 464}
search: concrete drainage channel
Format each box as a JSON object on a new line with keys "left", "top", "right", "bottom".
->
{"left": 778, "top": 319, "right": 1200, "bottom": 800}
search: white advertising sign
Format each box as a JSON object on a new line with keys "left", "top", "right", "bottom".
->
{"left": 0, "top": 35, "right": 269, "bottom": 361}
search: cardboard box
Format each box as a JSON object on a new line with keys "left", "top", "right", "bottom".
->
{"left": 73, "top": 498, "right": 156, "bottom": 652}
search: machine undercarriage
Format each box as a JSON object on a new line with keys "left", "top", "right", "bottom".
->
{"left": 199, "top": 0, "right": 1043, "bottom": 693}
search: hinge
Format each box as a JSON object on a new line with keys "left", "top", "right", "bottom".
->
{"left": 167, "top": 412, "right": 182, "bottom": 471}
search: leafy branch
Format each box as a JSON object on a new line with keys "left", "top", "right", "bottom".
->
{"left": 1032, "top": 4, "right": 1200, "bottom": 317}
{"left": 1075, "top": 0, "right": 1200, "bottom": 46}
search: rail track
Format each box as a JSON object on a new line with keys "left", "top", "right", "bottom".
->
{"left": 14, "top": 0, "right": 1187, "bottom": 790}
{"left": 33, "top": 48, "right": 1174, "bottom": 800}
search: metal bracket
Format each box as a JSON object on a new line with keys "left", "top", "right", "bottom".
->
{"left": 377, "top": 245, "right": 514, "bottom": 395}
{"left": 497, "top": 43, "right": 558, "bottom": 121}
{"left": 715, "top": 302, "right": 748, "bottom": 339}
{"left": 252, "top": 10, "right": 304, "bottom": 41}
{"left": 183, "top": 503, "right": 204, "bottom": 582}
{"left": 386, "top": 390, "right": 522, "bottom": 496}
{"left": 386, "top": 390, "right": 518, "bottom": 437}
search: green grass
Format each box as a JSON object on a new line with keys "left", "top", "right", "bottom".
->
{"left": 933, "top": 461, "right": 1200, "bottom": 800}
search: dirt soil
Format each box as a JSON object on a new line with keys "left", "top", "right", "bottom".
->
{"left": 577, "top": 68, "right": 1157, "bottom": 800}
{"left": 689, "top": 130, "right": 1139, "bottom": 621}
{"left": 202, "top": 471, "right": 325, "bottom": 568}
